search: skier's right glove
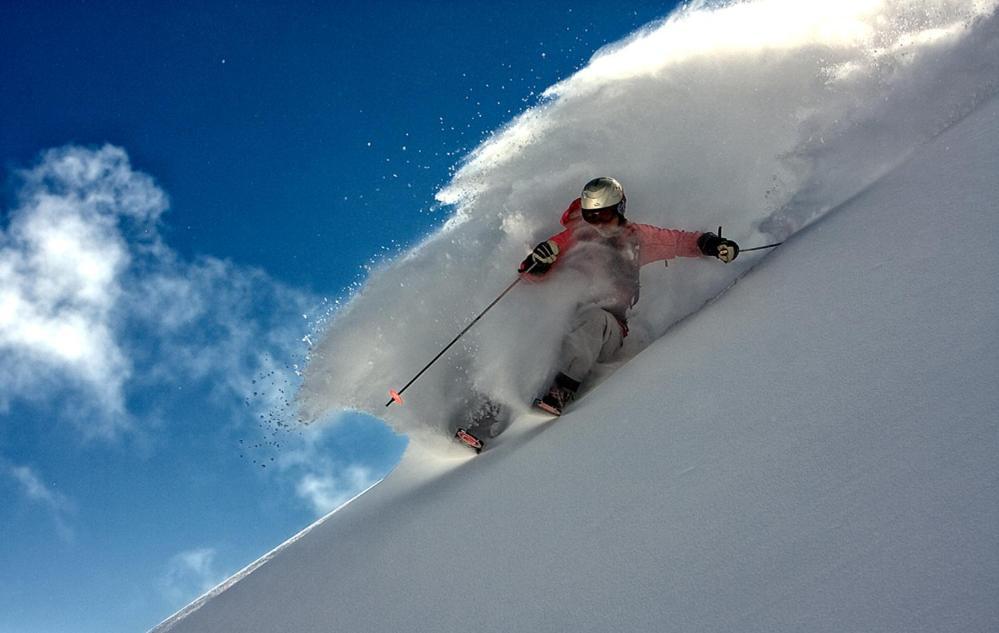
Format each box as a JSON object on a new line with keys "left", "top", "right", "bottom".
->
{"left": 519, "top": 240, "right": 559, "bottom": 275}
{"left": 697, "top": 232, "right": 740, "bottom": 263}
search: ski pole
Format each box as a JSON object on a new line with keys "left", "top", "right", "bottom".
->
{"left": 721, "top": 226, "right": 783, "bottom": 254}
{"left": 740, "top": 242, "right": 783, "bottom": 253}
{"left": 386, "top": 263, "right": 536, "bottom": 407}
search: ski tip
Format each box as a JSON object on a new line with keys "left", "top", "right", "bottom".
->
{"left": 388, "top": 389, "right": 404, "bottom": 406}
{"left": 455, "top": 428, "right": 484, "bottom": 453}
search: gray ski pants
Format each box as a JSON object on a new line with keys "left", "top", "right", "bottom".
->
{"left": 559, "top": 304, "right": 625, "bottom": 383}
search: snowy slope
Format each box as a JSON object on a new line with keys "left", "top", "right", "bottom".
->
{"left": 154, "top": 84, "right": 999, "bottom": 633}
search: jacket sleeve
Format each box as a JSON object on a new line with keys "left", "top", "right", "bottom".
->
{"left": 521, "top": 199, "right": 578, "bottom": 279}
{"left": 548, "top": 227, "right": 574, "bottom": 253}
{"left": 635, "top": 224, "right": 704, "bottom": 266}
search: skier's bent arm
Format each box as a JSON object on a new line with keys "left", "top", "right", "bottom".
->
{"left": 519, "top": 228, "right": 574, "bottom": 275}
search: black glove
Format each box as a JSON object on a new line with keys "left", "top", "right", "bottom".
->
{"left": 697, "top": 232, "right": 739, "bottom": 263}
{"left": 519, "top": 240, "right": 559, "bottom": 275}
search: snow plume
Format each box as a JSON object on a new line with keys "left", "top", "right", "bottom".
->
{"left": 299, "top": 0, "right": 999, "bottom": 448}
{"left": 0, "top": 145, "right": 315, "bottom": 438}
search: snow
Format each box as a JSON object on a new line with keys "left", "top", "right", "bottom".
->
{"left": 154, "top": 1, "right": 999, "bottom": 631}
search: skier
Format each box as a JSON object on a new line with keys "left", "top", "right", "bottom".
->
{"left": 521, "top": 177, "right": 740, "bottom": 416}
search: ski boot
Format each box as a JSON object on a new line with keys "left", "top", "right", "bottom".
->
{"left": 534, "top": 373, "right": 580, "bottom": 416}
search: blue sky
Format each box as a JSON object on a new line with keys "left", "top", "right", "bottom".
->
{"left": 0, "top": 2, "right": 679, "bottom": 632}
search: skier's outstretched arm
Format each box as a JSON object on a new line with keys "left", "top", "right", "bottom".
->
{"left": 635, "top": 224, "right": 740, "bottom": 265}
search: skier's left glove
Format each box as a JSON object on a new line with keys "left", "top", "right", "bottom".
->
{"left": 519, "top": 240, "right": 559, "bottom": 275}
{"left": 697, "top": 232, "right": 740, "bottom": 263}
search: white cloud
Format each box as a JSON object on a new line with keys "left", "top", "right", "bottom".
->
{"left": 0, "top": 144, "right": 316, "bottom": 439}
{"left": 160, "top": 547, "right": 227, "bottom": 605}
{"left": 3, "top": 461, "right": 75, "bottom": 540}
{"left": 0, "top": 146, "right": 153, "bottom": 432}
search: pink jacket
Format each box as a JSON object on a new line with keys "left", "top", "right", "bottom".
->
{"left": 532, "top": 198, "right": 705, "bottom": 320}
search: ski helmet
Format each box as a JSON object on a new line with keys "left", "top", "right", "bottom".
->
{"left": 580, "top": 177, "right": 626, "bottom": 222}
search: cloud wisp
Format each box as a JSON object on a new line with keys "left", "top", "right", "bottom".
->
{"left": 2, "top": 460, "right": 76, "bottom": 540}
{"left": 160, "top": 547, "right": 228, "bottom": 606}
{"left": 295, "top": 466, "right": 378, "bottom": 517}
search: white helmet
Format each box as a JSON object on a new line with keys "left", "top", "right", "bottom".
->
{"left": 580, "top": 177, "right": 626, "bottom": 219}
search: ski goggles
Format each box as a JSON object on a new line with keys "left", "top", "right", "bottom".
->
{"left": 582, "top": 205, "right": 619, "bottom": 224}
